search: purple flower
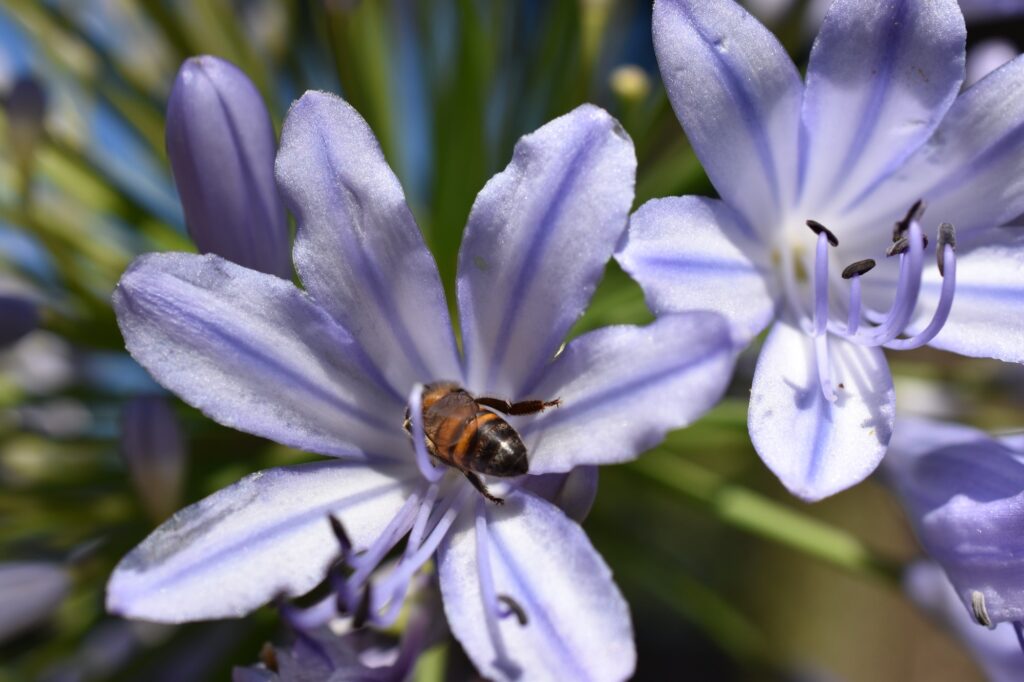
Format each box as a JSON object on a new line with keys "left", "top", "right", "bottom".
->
{"left": 0, "top": 295, "right": 38, "bottom": 348}
{"left": 0, "top": 561, "right": 69, "bottom": 643}
{"left": 165, "top": 56, "right": 290, "bottom": 278}
{"left": 886, "top": 418, "right": 1024, "bottom": 634}
{"left": 120, "top": 396, "right": 187, "bottom": 522}
{"left": 617, "top": 0, "right": 1024, "bottom": 500}
{"left": 907, "top": 561, "right": 1024, "bottom": 682}
{"left": 106, "top": 93, "right": 735, "bottom": 680}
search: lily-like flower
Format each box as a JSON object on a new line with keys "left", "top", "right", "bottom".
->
{"left": 907, "top": 561, "right": 1024, "bottom": 682}
{"left": 165, "top": 56, "right": 290, "bottom": 278}
{"left": 886, "top": 417, "right": 1024, "bottom": 638}
{"left": 107, "top": 93, "right": 735, "bottom": 681}
{"left": 120, "top": 396, "right": 187, "bottom": 522}
{"left": 618, "top": 0, "right": 1024, "bottom": 500}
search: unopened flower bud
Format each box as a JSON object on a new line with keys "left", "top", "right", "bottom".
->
{"left": 0, "top": 295, "right": 38, "bottom": 348}
{"left": 4, "top": 76, "right": 47, "bottom": 163}
{"left": 121, "top": 396, "right": 186, "bottom": 522}
{"left": 0, "top": 562, "right": 68, "bottom": 644}
{"left": 166, "top": 56, "right": 290, "bottom": 278}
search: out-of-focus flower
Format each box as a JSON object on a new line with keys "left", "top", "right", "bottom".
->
{"left": 618, "top": 0, "right": 1024, "bottom": 501}
{"left": 120, "top": 396, "right": 186, "bottom": 522}
{"left": 106, "top": 93, "right": 736, "bottom": 681}
{"left": 165, "top": 56, "right": 290, "bottom": 278}
{"left": 0, "top": 331, "right": 75, "bottom": 396}
{"left": 0, "top": 295, "right": 38, "bottom": 348}
{"left": 3, "top": 75, "right": 48, "bottom": 165}
{"left": 966, "top": 39, "right": 1019, "bottom": 88}
{"left": 0, "top": 561, "right": 69, "bottom": 644}
{"left": 907, "top": 562, "right": 1024, "bottom": 682}
{"left": 887, "top": 418, "right": 1024, "bottom": 632}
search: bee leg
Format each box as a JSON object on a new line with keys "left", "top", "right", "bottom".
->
{"left": 477, "top": 396, "right": 561, "bottom": 416}
{"left": 463, "top": 470, "right": 504, "bottom": 505}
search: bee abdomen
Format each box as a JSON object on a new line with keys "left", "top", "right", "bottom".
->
{"left": 467, "top": 411, "right": 528, "bottom": 477}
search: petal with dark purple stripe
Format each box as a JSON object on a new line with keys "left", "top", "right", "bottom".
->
{"left": 457, "top": 104, "right": 636, "bottom": 398}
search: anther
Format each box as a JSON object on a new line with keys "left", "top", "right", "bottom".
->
{"left": 892, "top": 199, "right": 926, "bottom": 241}
{"left": 806, "top": 219, "right": 838, "bottom": 247}
{"left": 328, "top": 515, "right": 353, "bottom": 556}
{"left": 841, "top": 259, "right": 876, "bottom": 279}
{"left": 937, "top": 222, "right": 956, "bottom": 276}
{"left": 971, "top": 590, "right": 994, "bottom": 628}
{"left": 498, "top": 594, "right": 529, "bottom": 626}
{"left": 886, "top": 233, "right": 928, "bottom": 257}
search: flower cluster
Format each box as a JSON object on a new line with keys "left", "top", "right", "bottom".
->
{"left": 95, "top": 0, "right": 1024, "bottom": 678}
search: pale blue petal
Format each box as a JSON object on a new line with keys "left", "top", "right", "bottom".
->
{"left": 114, "top": 253, "right": 406, "bottom": 459}
{"left": 275, "top": 91, "right": 461, "bottom": 392}
{"left": 0, "top": 562, "right": 69, "bottom": 643}
{"left": 887, "top": 418, "right": 1024, "bottom": 624}
{"left": 906, "top": 562, "right": 1024, "bottom": 682}
{"left": 522, "top": 313, "right": 735, "bottom": 474}
{"left": 616, "top": 196, "right": 778, "bottom": 346}
{"left": 107, "top": 461, "right": 415, "bottom": 622}
{"left": 457, "top": 104, "right": 636, "bottom": 397}
{"left": 748, "top": 321, "right": 895, "bottom": 501}
{"left": 438, "top": 492, "right": 634, "bottom": 682}
{"left": 800, "top": 0, "right": 965, "bottom": 212}
{"left": 518, "top": 467, "right": 598, "bottom": 524}
{"left": 652, "top": 0, "right": 802, "bottom": 236}
{"left": 849, "top": 55, "right": 1024, "bottom": 239}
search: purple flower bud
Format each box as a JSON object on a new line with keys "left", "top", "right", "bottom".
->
{"left": 120, "top": 396, "right": 186, "bottom": 522}
{"left": 165, "top": 56, "right": 290, "bottom": 278}
{"left": 0, "top": 295, "right": 38, "bottom": 348}
{"left": 4, "top": 76, "right": 47, "bottom": 156}
{"left": 887, "top": 419, "right": 1024, "bottom": 627}
{"left": 0, "top": 562, "right": 68, "bottom": 644}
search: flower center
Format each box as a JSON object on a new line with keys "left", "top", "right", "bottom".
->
{"left": 780, "top": 201, "right": 958, "bottom": 402}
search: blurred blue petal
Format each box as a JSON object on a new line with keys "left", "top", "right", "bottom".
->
{"left": 121, "top": 396, "right": 187, "bottom": 522}
{"left": 0, "top": 562, "right": 69, "bottom": 644}
{"left": 0, "top": 294, "right": 38, "bottom": 347}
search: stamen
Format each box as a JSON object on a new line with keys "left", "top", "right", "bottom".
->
{"left": 1014, "top": 621, "right": 1024, "bottom": 654}
{"left": 812, "top": 230, "right": 837, "bottom": 402}
{"left": 841, "top": 259, "right": 876, "bottom": 279}
{"left": 806, "top": 219, "right": 839, "bottom": 246}
{"left": 407, "top": 383, "right": 445, "bottom": 484}
{"left": 885, "top": 241, "right": 955, "bottom": 350}
{"left": 328, "top": 515, "right": 352, "bottom": 558}
{"left": 498, "top": 594, "right": 529, "bottom": 626}
{"left": 866, "top": 219, "right": 924, "bottom": 346}
{"left": 892, "top": 199, "right": 925, "bottom": 241}
{"left": 474, "top": 498, "right": 521, "bottom": 678}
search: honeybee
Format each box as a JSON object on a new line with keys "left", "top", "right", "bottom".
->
{"left": 404, "top": 382, "right": 560, "bottom": 503}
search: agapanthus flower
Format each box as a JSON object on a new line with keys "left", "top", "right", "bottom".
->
{"left": 907, "top": 561, "right": 1024, "bottom": 682}
{"left": 886, "top": 418, "right": 1024, "bottom": 638}
{"left": 106, "top": 92, "right": 735, "bottom": 680}
{"left": 617, "top": 0, "right": 1024, "bottom": 500}
{"left": 120, "top": 396, "right": 186, "bottom": 522}
{"left": 165, "top": 56, "right": 290, "bottom": 277}
{"left": 0, "top": 294, "right": 38, "bottom": 348}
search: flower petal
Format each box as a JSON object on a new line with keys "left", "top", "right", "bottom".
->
{"left": 521, "top": 313, "right": 735, "bottom": 474}
{"left": 0, "top": 562, "right": 69, "bottom": 643}
{"left": 616, "top": 196, "right": 778, "bottom": 346}
{"left": 800, "top": 0, "right": 965, "bottom": 212}
{"left": 652, "top": 0, "right": 802, "bottom": 236}
{"left": 107, "top": 461, "right": 415, "bottom": 622}
{"left": 518, "top": 467, "right": 599, "bottom": 523}
{"left": 849, "top": 55, "right": 1024, "bottom": 238}
{"left": 457, "top": 104, "right": 636, "bottom": 397}
{"left": 275, "top": 91, "right": 461, "bottom": 391}
{"left": 748, "top": 321, "right": 895, "bottom": 501}
{"left": 887, "top": 419, "right": 1024, "bottom": 624}
{"left": 438, "top": 491, "right": 635, "bottom": 682}
{"left": 114, "top": 253, "right": 406, "bottom": 459}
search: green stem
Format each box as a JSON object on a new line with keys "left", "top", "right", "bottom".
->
{"left": 629, "top": 454, "right": 904, "bottom": 585}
